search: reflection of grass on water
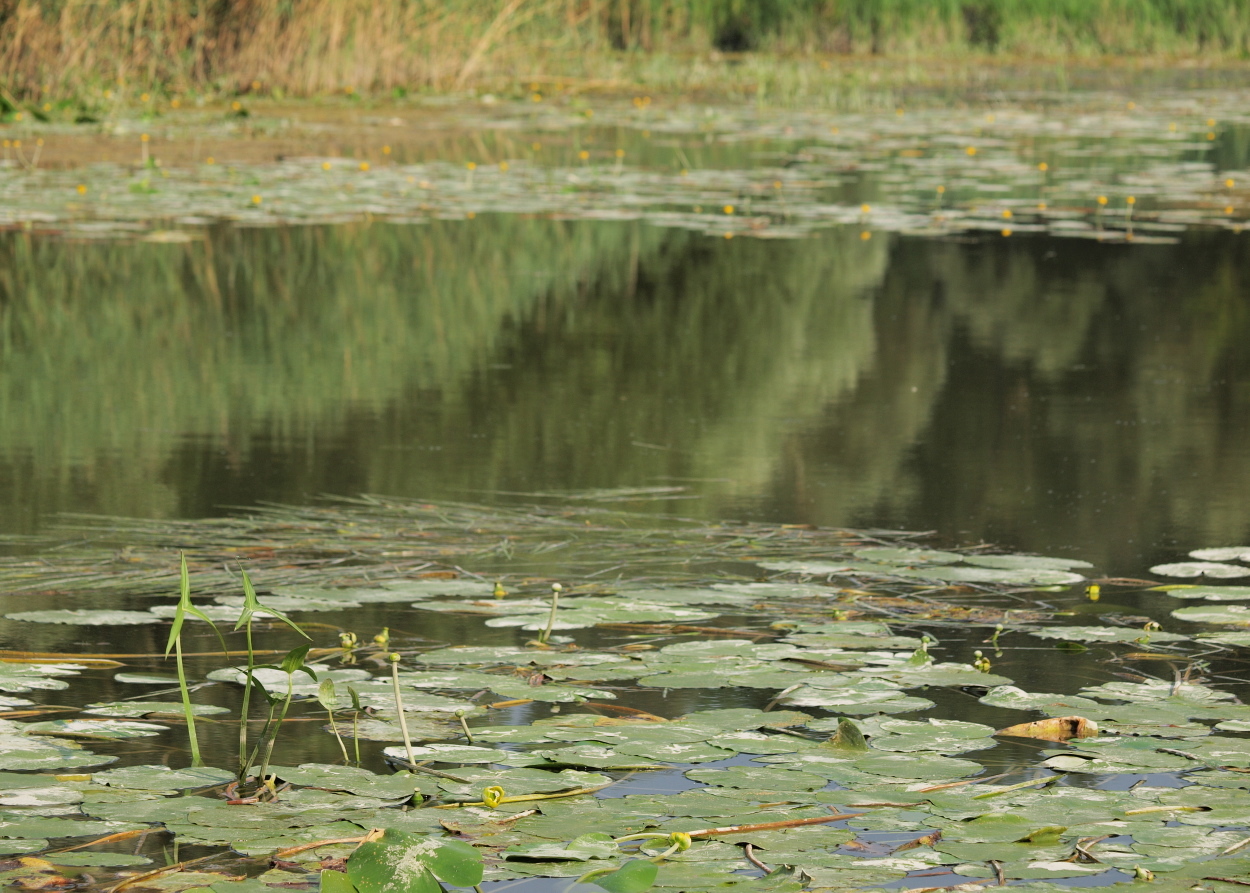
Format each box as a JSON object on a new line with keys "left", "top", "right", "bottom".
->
{"left": 3, "top": 0, "right": 1250, "bottom": 103}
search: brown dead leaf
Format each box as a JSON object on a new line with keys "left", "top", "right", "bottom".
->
{"left": 995, "top": 715, "right": 1099, "bottom": 742}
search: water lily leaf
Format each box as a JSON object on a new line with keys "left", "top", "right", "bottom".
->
{"left": 1151, "top": 562, "right": 1250, "bottom": 578}
{"left": 859, "top": 717, "right": 997, "bottom": 753}
{"left": 341, "top": 716, "right": 460, "bottom": 743}
{"left": 0, "top": 662, "right": 81, "bottom": 693}
{"left": 1196, "top": 631, "right": 1250, "bottom": 646}
{"left": 1158, "top": 585, "right": 1250, "bottom": 601}
{"left": 685, "top": 765, "right": 828, "bottom": 792}
{"left": 436, "top": 768, "right": 610, "bottom": 799}
{"left": 785, "top": 681, "right": 934, "bottom": 714}
{"left": 1078, "top": 679, "right": 1236, "bottom": 703}
{"left": 966, "top": 555, "right": 1093, "bottom": 570}
{"left": 1189, "top": 547, "right": 1250, "bottom": 562}
{"left": 0, "top": 813, "right": 139, "bottom": 841}
{"left": 953, "top": 859, "right": 1109, "bottom": 879}
{"left": 0, "top": 723, "right": 113, "bottom": 770}
{"left": 0, "top": 784, "right": 83, "bottom": 810}
{"left": 978, "top": 686, "right": 1102, "bottom": 714}
{"left": 1028, "top": 625, "right": 1186, "bottom": 643}
{"left": 995, "top": 716, "right": 1100, "bottom": 742}
{"left": 783, "top": 622, "right": 923, "bottom": 650}
{"left": 4, "top": 609, "right": 158, "bottom": 625}
{"left": 83, "top": 700, "right": 231, "bottom": 717}
{"left": 853, "top": 547, "right": 963, "bottom": 564}
{"left": 92, "top": 765, "right": 235, "bottom": 791}
{"left": 614, "top": 740, "right": 736, "bottom": 763}
{"left": 113, "top": 673, "right": 183, "bottom": 684}
{"left": 592, "top": 858, "right": 659, "bottom": 893}
{"left": 206, "top": 665, "right": 372, "bottom": 694}
{"left": 1172, "top": 604, "right": 1250, "bottom": 625}
{"left": 266, "top": 764, "right": 431, "bottom": 799}
{"left": 484, "top": 599, "right": 718, "bottom": 630}
{"left": 864, "top": 661, "right": 1013, "bottom": 687}
{"left": 532, "top": 745, "right": 666, "bottom": 769}
{"left": 22, "top": 719, "right": 167, "bottom": 739}
{"left": 348, "top": 828, "right": 483, "bottom": 891}
{"left": 378, "top": 743, "right": 536, "bottom": 766}
{"left": 504, "top": 832, "right": 619, "bottom": 861}
{"left": 896, "top": 565, "right": 1086, "bottom": 586}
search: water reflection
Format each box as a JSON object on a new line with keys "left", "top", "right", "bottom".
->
{"left": 3, "top": 221, "right": 1248, "bottom": 574}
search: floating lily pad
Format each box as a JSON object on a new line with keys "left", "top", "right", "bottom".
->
{"left": 896, "top": 565, "right": 1086, "bottom": 586}
{"left": 504, "top": 832, "right": 619, "bottom": 861}
{"left": 0, "top": 663, "right": 81, "bottom": 693}
{"left": 91, "top": 764, "right": 235, "bottom": 790}
{"left": 1172, "top": 604, "right": 1250, "bottom": 625}
{"left": 1157, "top": 585, "right": 1250, "bottom": 601}
{"left": 83, "top": 700, "right": 231, "bottom": 717}
{"left": 1189, "top": 547, "right": 1250, "bottom": 562}
{"left": 1029, "top": 625, "right": 1186, "bottom": 643}
{"left": 853, "top": 547, "right": 963, "bottom": 564}
{"left": 0, "top": 721, "right": 114, "bottom": 770}
{"left": 1151, "top": 562, "right": 1250, "bottom": 578}
{"left": 22, "top": 719, "right": 168, "bottom": 739}
{"left": 4, "top": 609, "right": 157, "bottom": 625}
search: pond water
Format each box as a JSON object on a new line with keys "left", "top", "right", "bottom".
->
{"left": 3, "top": 88, "right": 1250, "bottom": 892}
{"left": 3, "top": 217, "right": 1248, "bottom": 574}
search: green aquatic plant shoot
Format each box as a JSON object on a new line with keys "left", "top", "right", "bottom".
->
{"left": 390, "top": 652, "right": 416, "bottom": 765}
{"left": 538, "top": 581, "right": 563, "bottom": 645}
{"left": 318, "top": 677, "right": 351, "bottom": 764}
{"left": 235, "top": 567, "right": 311, "bottom": 784}
{"left": 252, "top": 644, "right": 317, "bottom": 788}
{"left": 164, "top": 552, "right": 227, "bottom": 768}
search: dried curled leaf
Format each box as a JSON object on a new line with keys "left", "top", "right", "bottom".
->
{"left": 994, "top": 716, "right": 1099, "bottom": 742}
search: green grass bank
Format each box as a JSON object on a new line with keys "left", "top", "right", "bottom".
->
{"left": 2, "top": 0, "right": 1250, "bottom": 102}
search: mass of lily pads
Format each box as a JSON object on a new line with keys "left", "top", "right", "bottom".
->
{"left": 1, "top": 498, "right": 1250, "bottom": 892}
{"left": 2, "top": 89, "right": 1248, "bottom": 244}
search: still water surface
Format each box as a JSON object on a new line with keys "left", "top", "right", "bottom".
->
{"left": 3, "top": 217, "right": 1247, "bottom": 576}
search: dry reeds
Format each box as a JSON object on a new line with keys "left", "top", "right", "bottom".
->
{"left": 2, "top": 1, "right": 1249, "bottom": 100}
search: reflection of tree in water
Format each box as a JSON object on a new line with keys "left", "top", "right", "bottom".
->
{"left": 775, "top": 232, "right": 1250, "bottom": 572}
{"left": 356, "top": 226, "right": 887, "bottom": 507}
{"left": 3, "top": 219, "right": 1248, "bottom": 575}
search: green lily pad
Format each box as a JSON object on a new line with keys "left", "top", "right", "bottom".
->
{"left": 1029, "top": 625, "right": 1187, "bottom": 643}
{"left": 1173, "top": 604, "right": 1250, "bottom": 624}
{"left": 853, "top": 547, "right": 964, "bottom": 564}
{"left": 785, "top": 679, "right": 935, "bottom": 714}
{"left": 0, "top": 662, "right": 82, "bottom": 693}
{"left": 1151, "top": 562, "right": 1250, "bottom": 578}
{"left": 684, "top": 765, "right": 828, "bottom": 792}
{"left": 23, "top": 719, "right": 168, "bottom": 739}
{"left": 83, "top": 700, "right": 232, "bottom": 717}
{"left": 1158, "top": 585, "right": 1250, "bottom": 601}
{"left": 91, "top": 765, "right": 235, "bottom": 790}
{"left": 896, "top": 565, "right": 1086, "bottom": 586}
{"left": 1189, "top": 547, "right": 1250, "bottom": 562}
{"left": 504, "top": 831, "right": 619, "bottom": 861}
{"left": 4, "top": 609, "right": 158, "bottom": 625}
{"left": 0, "top": 722, "right": 114, "bottom": 770}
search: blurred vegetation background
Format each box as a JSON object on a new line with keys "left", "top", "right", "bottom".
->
{"left": 2, "top": 0, "right": 1249, "bottom": 100}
